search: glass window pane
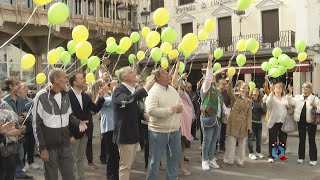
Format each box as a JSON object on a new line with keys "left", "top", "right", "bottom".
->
{"left": 0, "top": 63, "right": 7, "bottom": 87}
{"left": 8, "top": 63, "right": 21, "bottom": 77}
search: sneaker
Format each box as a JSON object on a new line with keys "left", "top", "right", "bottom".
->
{"left": 29, "top": 163, "right": 40, "bottom": 170}
{"left": 249, "top": 153, "right": 258, "bottom": 160}
{"left": 208, "top": 159, "right": 220, "bottom": 168}
{"left": 180, "top": 169, "right": 191, "bottom": 176}
{"left": 297, "top": 159, "right": 304, "bottom": 164}
{"left": 88, "top": 162, "right": 99, "bottom": 169}
{"left": 256, "top": 153, "right": 264, "bottom": 159}
{"left": 309, "top": 161, "right": 317, "bottom": 166}
{"left": 198, "top": 146, "right": 202, "bottom": 150}
{"left": 267, "top": 158, "right": 274, "bottom": 163}
{"left": 201, "top": 161, "right": 210, "bottom": 171}
{"left": 22, "top": 168, "right": 27, "bottom": 172}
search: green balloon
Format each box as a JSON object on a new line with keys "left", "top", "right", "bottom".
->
{"left": 151, "top": 47, "right": 162, "bottom": 62}
{"left": 213, "top": 62, "right": 221, "bottom": 72}
{"left": 57, "top": 47, "right": 65, "bottom": 55}
{"left": 106, "top": 42, "right": 118, "bottom": 53}
{"left": 128, "top": 54, "right": 136, "bottom": 64}
{"left": 161, "top": 27, "right": 178, "bottom": 44}
{"left": 178, "top": 43, "right": 184, "bottom": 53}
{"left": 87, "top": 56, "right": 100, "bottom": 70}
{"left": 286, "top": 59, "right": 296, "bottom": 69}
{"left": 214, "top": 48, "right": 223, "bottom": 59}
{"left": 178, "top": 62, "right": 185, "bottom": 74}
{"left": 295, "top": 40, "right": 306, "bottom": 53}
{"left": 236, "top": 54, "right": 246, "bottom": 67}
{"left": 245, "top": 38, "right": 256, "bottom": 51}
{"left": 115, "top": 70, "right": 119, "bottom": 77}
{"left": 183, "top": 51, "right": 191, "bottom": 58}
{"left": 278, "top": 54, "right": 290, "bottom": 67}
{"left": 268, "top": 68, "right": 280, "bottom": 78}
{"left": 161, "top": 57, "right": 168, "bottom": 62}
{"left": 80, "top": 58, "right": 88, "bottom": 65}
{"left": 237, "top": 0, "right": 254, "bottom": 11}
{"left": 61, "top": 51, "right": 71, "bottom": 64}
{"left": 269, "top": 57, "right": 278, "bottom": 67}
{"left": 130, "top": 32, "right": 140, "bottom": 43}
{"left": 261, "top": 62, "right": 271, "bottom": 72}
{"left": 67, "top": 40, "right": 77, "bottom": 55}
{"left": 249, "top": 81, "right": 256, "bottom": 90}
{"left": 272, "top": 47, "right": 282, "bottom": 58}
{"left": 116, "top": 46, "right": 126, "bottom": 54}
{"left": 278, "top": 65, "right": 287, "bottom": 76}
{"left": 48, "top": 2, "right": 69, "bottom": 25}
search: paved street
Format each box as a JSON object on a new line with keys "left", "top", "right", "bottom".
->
{"left": 28, "top": 119, "right": 320, "bottom": 180}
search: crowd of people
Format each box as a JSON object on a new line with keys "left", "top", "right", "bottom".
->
{"left": 0, "top": 53, "right": 319, "bottom": 180}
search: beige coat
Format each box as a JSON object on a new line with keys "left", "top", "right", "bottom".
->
{"left": 226, "top": 92, "right": 252, "bottom": 138}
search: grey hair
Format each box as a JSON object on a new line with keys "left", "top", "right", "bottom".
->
{"left": 118, "top": 66, "right": 132, "bottom": 83}
{"left": 151, "top": 67, "right": 162, "bottom": 80}
{"left": 48, "top": 68, "right": 63, "bottom": 84}
{"left": 303, "top": 82, "right": 313, "bottom": 90}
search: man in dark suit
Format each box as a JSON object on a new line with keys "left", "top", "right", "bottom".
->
{"left": 112, "top": 66, "right": 154, "bottom": 180}
{"left": 68, "top": 73, "right": 105, "bottom": 180}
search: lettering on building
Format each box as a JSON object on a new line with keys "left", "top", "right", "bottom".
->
{"left": 176, "top": 4, "right": 196, "bottom": 14}
{"left": 202, "top": 0, "right": 237, "bottom": 9}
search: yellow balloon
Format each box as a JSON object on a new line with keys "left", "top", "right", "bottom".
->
{"left": 146, "top": 31, "right": 160, "bottom": 48}
{"left": 198, "top": 29, "right": 208, "bottom": 41}
{"left": 204, "top": 19, "right": 216, "bottom": 32}
{"left": 168, "top": 49, "right": 179, "bottom": 60}
{"left": 181, "top": 33, "right": 199, "bottom": 53}
{"left": 33, "top": 0, "right": 52, "bottom": 6}
{"left": 119, "top": 37, "right": 132, "bottom": 51}
{"left": 47, "top": 49, "right": 60, "bottom": 65}
{"left": 227, "top": 66, "right": 236, "bottom": 76}
{"left": 137, "top": 51, "right": 145, "bottom": 61}
{"left": 76, "top": 41, "right": 92, "bottom": 59}
{"left": 160, "top": 42, "right": 172, "bottom": 55}
{"left": 236, "top": 39, "right": 246, "bottom": 52}
{"left": 21, "top": 54, "right": 36, "bottom": 70}
{"left": 298, "top": 52, "right": 308, "bottom": 62}
{"left": 161, "top": 59, "right": 169, "bottom": 69}
{"left": 106, "top": 37, "right": 116, "bottom": 45}
{"left": 36, "top": 73, "right": 46, "bottom": 84}
{"left": 86, "top": 73, "right": 95, "bottom": 84}
{"left": 141, "top": 27, "right": 151, "bottom": 38}
{"left": 72, "top": 25, "right": 89, "bottom": 43}
{"left": 153, "top": 8, "right": 170, "bottom": 27}
{"left": 250, "top": 41, "right": 260, "bottom": 54}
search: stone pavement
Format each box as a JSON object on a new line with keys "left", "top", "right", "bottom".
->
{"left": 27, "top": 117, "right": 320, "bottom": 180}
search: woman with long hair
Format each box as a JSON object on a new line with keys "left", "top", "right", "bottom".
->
{"left": 266, "top": 82, "right": 289, "bottom": 163}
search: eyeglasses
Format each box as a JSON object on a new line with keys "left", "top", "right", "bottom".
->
{"left": 302, "top": 86, "right": 311, "bottom": 89}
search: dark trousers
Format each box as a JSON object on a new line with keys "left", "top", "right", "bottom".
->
{"left": 44, "top": 145, "right": 75, "bottom": 180}
{"left": 200, "top": 123, "right": 204, "bottom": 145}
{"left": 268, "top": 122, "right": 287, "bottom": 158}
{"left": 101, "top": 131, "right": 119, "bottom": 180}
{"left": 140, "top": 124, "right": 149, "bottom": 169}
{"left": 86, "top": 137, "right": 93, "bottom": 163}
{"left": 23, "top": 132, "right": 35, "bottom": 165}
{"left": 298, "top": 118, "right": 317, "bottom": 161}
{"left": 248, "top": 122, "right": 262, "bottom": 153}
{"left": 100, "top": 133, "right": 107, "bottom": 162}
{"left": 219, "top": 123, "right": 227, "bottom": 151}
{"left": 191, "top": 119, "right": 197, "bottom": 138}
{"left": 0, "top": 155, "right": 16, "bottom": 180}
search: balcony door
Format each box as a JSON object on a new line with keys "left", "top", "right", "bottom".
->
{"left": 181, "top": 22, "right": 193, "bottom": 39}
{"left": 262, "top": 9, "right": 279, "bottom": 47}
{"left": 218, "top": 16, "right": 232, "bottom": 49}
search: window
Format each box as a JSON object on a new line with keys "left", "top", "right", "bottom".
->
{"left": 75, "top": 0, "right": 82, "bottom": 15}
{"left": 151, "top": 0, "right": 164, "bottom": 12}
{"left": 179, "top": 0, "right": 195, "bottom": 6}
{"left": 128, "top": 4, "right": 132, "bottom": 21}
{"left": 181, "top": 22, "right": 193, "bottom": 39}
{"left": 88, "top": 0, "right": 95, "bottom": 16}
{"left": 3, "top": 0, "right": 15, "bottom": 5}
{"left": 262, "top": 9, "right": 279, "bottom": 47}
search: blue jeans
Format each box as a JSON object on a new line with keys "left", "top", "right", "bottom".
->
{"left": 16, "top": 144, "right": 26, "bottom": 177}
{"left": 147, "top": 130, "right": 182, "bottom": 180}
{"left": 201, "top": 117, "right": 221, "bottom": 161}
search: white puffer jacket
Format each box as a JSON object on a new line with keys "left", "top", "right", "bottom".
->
{"left": 288, "top": 94, "right": 320, "bottom": 123}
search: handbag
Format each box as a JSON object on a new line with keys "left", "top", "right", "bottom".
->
{"left": 311, "top": 97, "right": 320, "bottom": 125}
{"left": 0, "top": 142, "right": 19, "bottom": 157}
{"left": 201, "top": 116, "right": 217, "bottom": 128}
{"left": 281, "top": 107, "right": 297, "bottom": 133}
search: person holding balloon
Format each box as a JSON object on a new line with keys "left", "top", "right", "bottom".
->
{"left": 223, "top": 75, "right": 252, "bottom": 168}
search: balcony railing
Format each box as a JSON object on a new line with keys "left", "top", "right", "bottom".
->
{"left": 141, "top": 30, "right": 295, "bottom": 55}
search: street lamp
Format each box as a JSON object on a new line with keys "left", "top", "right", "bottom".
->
{"left": 140, "top": 7, "right": 151, "bottom": 26}
{"left": 117, "top": 3, "right": 127, "bottom": 28}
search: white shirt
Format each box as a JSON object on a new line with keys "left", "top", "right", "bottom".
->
{"left": 122, "top": 82, "right": 135, "bottom": 94}
{"left": 71, "top": 87, "right": 83, "bottom": 109}
{"left": 54, "top": 92, "right": 62, "bottom": 109}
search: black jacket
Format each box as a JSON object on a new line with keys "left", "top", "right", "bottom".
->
{"left": 68, "top": 90, "right": 105, "bottom": 139}
{"left": 112, "top": 84, "right": 148, "bottom": 144}
{"left": 252, "top": 100, "right": 266, "bottom": 122}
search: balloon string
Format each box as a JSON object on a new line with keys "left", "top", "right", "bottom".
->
{"left": 0, "top": 6, "right": 38, "bottom": 49}
{"left": 187, "top": 60, "right": 194, "bottom": 77}
{"left": 111, "top": 54, "right": 122, "bottom": 76}
{"left": 140, "top": 54, "right": 152, "bottom": 75}
{"left": 65, "top": 60, "right": 78, "bottom": 72}
{"left": 253, "top": 54, "right": 256, "bottom": 81}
